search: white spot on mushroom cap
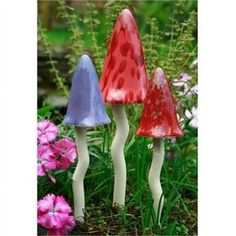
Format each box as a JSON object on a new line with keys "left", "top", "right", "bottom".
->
{"left": 152, "top": 112, "right": 158, "bottom": 120}
{"left": 107, "top": 89, "right": 126, "bottom": 101}
{"left": 151, "top": 125, "right": 171, "bottom": 137}
{"left": 151, "top": 127, "right": 161, "bottom": 136}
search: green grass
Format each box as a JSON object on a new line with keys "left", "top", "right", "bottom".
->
{"left": 38, "top": 104, "right": 197, "bottom": 235}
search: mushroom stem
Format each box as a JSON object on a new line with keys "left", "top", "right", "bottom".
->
{"left": 148, "top": 138, "right": 165, "bottom": 224}
{"left": 111, "top": 104, "right": 129, "bottom": 206}
{"left": 72, "top": 127, "right": 89, "bottom": 222}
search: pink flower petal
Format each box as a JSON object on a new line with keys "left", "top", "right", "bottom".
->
{"left": 38, "top": 145, "right": 54, "bottom": 160}
{"left": 38, "top": 194, "right": 75, "bottom": 233}
{"left": 66, "top": 149, "right": 77, "bottom": 162}
{"left": 38, "top": 146, "right": 57, "bottom": 175}
{"left": 52, "top": 137, "right": 77, "bottom": 169}
{"left": 37, "top": 164, "right": 46, "bottom": 176}
{"left": 37, "top": 120, "right": 59, "bottom": 144}
{"left": 55, "top": 196, "right": 72, "bottom": 214}
{"left": 37, "top": 120, "right": 50, "bottom": 131}
{"left": 38, "top": 194, "right": 55, "bottom": 212}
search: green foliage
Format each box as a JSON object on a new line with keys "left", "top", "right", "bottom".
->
{"left": 38, "top": 20, "right": 69, "bottom": 96}
{"left": 142, "top": 2, "right": 197, "bottom": 81}
{"left": 161, "top": 9, "right": 197, "bottom": 80}
{"left": 142, "top": 17, "right": 161, "bottom": 77}
{"left": 57, "top": 0, "right": 84, "bottom": 74}
{"left": 104, "top": 0, "right": 129, "bottom": 43}
{"left": 84, "top": 2, "right": 104, "bottom": 75}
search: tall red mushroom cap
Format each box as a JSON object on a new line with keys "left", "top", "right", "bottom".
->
{"left": 100, "top": 9, "right": 148, "bottom": 104}
{"left": 136, "top": 68, "right": 184, "bottom": 138}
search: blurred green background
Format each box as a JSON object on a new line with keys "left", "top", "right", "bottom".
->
{"left": 38, "top": 0, "right": 197, "bottom": 108}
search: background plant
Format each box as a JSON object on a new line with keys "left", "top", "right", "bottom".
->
{"left": 38, "top": 0, "right": 197, "bottom": 235}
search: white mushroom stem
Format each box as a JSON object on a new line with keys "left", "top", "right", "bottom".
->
{"left": 111, "top": 104, "right": 129, "bottom": 206}
{"left": 72, "top": 127, "right": 89, "bottom": 222}
{"left": 148, "top": 138, "right": 165, "bottom": 224}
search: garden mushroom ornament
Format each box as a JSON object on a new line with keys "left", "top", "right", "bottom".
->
{"left": 100, "top": 9, "right": 148, "bottom": 206}
{"left": 63, "top": 55, "right": 111, "bottom": 221}
{"left": 136, "top": 68, "right": 184, "bottom": 223}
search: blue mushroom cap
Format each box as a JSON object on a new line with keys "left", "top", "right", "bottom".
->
{"left": 62, "top": 55, "right": 111, "bottom": 127}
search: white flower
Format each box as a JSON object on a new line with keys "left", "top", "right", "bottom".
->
{"left": 177, "top": 114, "right": 185, "bottom": 129}
{"left": 173, "top": 73, "right": 192, "bottom": 87}
{"left": 178, "top": 83, "right": 198, "bottom": 98}
{"left": 190, "top": 59, "right": 198, "bottom": 69}
{"left": 173, "top": 79, "right": 186, "bottom": 87}
{"left": 185, "top": 107, "right": 198, "bottom": 128}
{"left": 190, "top": 84, "right": 198, "bottom": 95}
{"left": 178, "top": 83, "right": 189, "bottom": 97}
{"left": 147, "top": 143, "right": 153, "bottom": 150}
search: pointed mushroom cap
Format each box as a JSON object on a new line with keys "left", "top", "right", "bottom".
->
{"left": 62, "top": 54, "right": 111, "bottom": 127}
{"left": 100, "top": 8, "right": 148, "bottom": 104}
{"left": 136, "top": 68, "right": 184, "bottom": 138}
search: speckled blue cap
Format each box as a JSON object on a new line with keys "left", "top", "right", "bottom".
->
{"left": 62, "top": 55, "right": 111, "bottom": 127}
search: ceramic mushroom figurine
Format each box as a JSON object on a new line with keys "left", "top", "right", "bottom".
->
{"left": 63, "top": 55, "right": 111, "bottom": 221}
{"left": 100, "top": 9, "right": 148, "bottom": 207}
{"left": 136, "top": 68, "right": 184, "bottom": 224}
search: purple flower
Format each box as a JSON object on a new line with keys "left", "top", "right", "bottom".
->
{"left": 173, "top": 73, "right": 192, "bottom": 87}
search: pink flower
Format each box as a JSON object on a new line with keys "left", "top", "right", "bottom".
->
{"left": 38, "top": 194, "right": 75, "bottom": 234}
{"left": 52, "top": 137, "right": 77, "bottom": 169}
{"left": 38, "top": 145, "right": 57, "bottom": 176}
{"left": 47, "top": 220, "right": 75, "bottom": 236}
{"left": 38, "top": 120, "right": 59, "bottom": 144}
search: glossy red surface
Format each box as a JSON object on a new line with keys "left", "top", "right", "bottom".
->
{"left": 100, "top": 9, "right": 148, "bottom": 104}
{"left": 136, "top": 68, "right": 184, "bottom": 138}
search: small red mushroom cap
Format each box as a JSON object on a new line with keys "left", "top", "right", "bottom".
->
{"left": 136, "top": 68, "right": 184, "bottom": 138}
{"left": 100, "top": 8, "right": 148, "bottom": 104}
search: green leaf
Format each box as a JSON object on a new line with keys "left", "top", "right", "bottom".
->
{"left": 37, "top": 105, "right": 55, "bottom": 116}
